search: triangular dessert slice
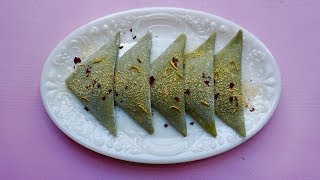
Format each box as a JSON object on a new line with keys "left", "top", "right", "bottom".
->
{"left": 185, "top": 33, "right": 217, "bottom": 137}
{"left": 151, "top": 34, "right": 187, "bottom": 136}
{"left": 114, "top": 32, "right": 154, "bottom": 134}
{"left": 65, "top": 32, "right": 120, "bottom": 136}
{"left": 214, "top": 30, "right": 246, "bottom": 137}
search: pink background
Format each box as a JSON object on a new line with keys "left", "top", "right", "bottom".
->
{"left": 1, "top": 0, "right": 319, "bottom": 179}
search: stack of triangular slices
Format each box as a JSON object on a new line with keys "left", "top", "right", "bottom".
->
{"left": 65, "top": 30, "right": 246, "bottom": 137}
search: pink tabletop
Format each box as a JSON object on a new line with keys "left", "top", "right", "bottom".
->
{"left": 1, "top": 0, "right": 319, "bottom": 179}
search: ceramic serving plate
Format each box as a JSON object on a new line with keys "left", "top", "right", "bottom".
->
{"left": 40, "top": 7, "right": 281, "bottom": 164}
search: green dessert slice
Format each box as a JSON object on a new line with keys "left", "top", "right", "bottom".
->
{"left": 65, "top": 32, "right": 120, "bottom": 136}
{"left": 151, "top": 34, "right": 187, "bottom": 136}
{"left": 185, "top": 33, "right": 217, "bottom": 137}
{"left": 114, "top": 32, "right": 154, "bottom": 134}
{"left": 214, "top": 30, "right": 246, "bottom": 137}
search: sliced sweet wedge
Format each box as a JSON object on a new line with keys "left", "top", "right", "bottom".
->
{"left": 185, "top": 33, "right": 217, "bottom": 137}
{"left": 65, "top": 32, "right": 120, "bottom": 136}
{"left": 151, "top": 34, "right": 187, "bottom": 136}
{"left": 114, "top": 32, "right": 154, "bottom": 134}
{"left": 214, "top": 30, "right": 246, "bottom": 137}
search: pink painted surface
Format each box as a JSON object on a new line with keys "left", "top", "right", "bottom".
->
{"left": 0, "top": 0, "right": 319, "bottom": 179}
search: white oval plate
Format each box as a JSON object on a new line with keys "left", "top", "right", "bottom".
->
{"left": 40, "top": 8, "right": 281, "bottom": 164}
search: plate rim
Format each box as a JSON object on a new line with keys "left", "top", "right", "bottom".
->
{"left": 40, "top": 7, "right": 281, "bottom": 164}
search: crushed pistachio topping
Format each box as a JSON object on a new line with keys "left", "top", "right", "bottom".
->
{"left": 169, "top": 61, "right": 178, "bottom": 70}
{"left": 170, "top": 106, "right": 182, "bottom": 113}
{"left": 92, "top": 57, "right": 105, "bottom": 63}
{"left": 80, "top": 96, "right": 89, "bottom": 101}
{"left": 200, "top": 100, "right": 210, "bottom": 107}
{"left": 129, "top": 65, "right": 141, "bottom": 73}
